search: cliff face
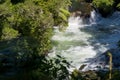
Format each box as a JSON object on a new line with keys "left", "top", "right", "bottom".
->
{"left": 69, "top": 0, "right": 93, "bottom": 18}
{"left": 70, "top": 0, "right": 120, "bottom": 18}
{"left": 80, "top": 48, "right": 120, "bottom": 71}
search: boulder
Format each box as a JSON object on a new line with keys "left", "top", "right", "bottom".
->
{"left": 81, "top": 48, "right": 120, "bottom": 71}
{"left": 70, "top": 0, "right": 93, "bottom": 18}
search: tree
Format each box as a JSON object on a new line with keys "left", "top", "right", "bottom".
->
{"left": 0, "top": 0, "right": 71, "bottom": 79}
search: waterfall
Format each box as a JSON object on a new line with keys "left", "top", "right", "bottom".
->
{"left": 49, "top": 10, "right": 120, "bottom": 71}
{"left": 89, "top": 10, "right": 100, "bottom": 24}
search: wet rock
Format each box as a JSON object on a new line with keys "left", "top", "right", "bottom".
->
{"left": 70, "top": 0, "right": 93, "bottom": 18}
{"left": 83, "top": 70, "right": 98, "bottom": 79}
{"left": 79, "top": 64, "right": 87, "bottom": 70}
{"left": 83, "top": 48, "right": 120, "bottom": 71}
{"left": 70, "top": 11, "right": 82, "bottom": 17}
{"left": 71, "top": 69, "right": 99, "bottom": 80}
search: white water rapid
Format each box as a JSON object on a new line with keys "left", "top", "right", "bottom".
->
{"left": 49, "top": 11, "right": 120, "bottom": 71}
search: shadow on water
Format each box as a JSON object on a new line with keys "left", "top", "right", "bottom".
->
{"left": 78, "top": 11, "right": 120, "bottom": 66}
{"left": 0, "top": 38, "right": 45, "bottom": 80}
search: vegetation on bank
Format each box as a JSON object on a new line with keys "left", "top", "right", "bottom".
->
{"left": 69, "top": 0, "right": 93, "bottom": 17}
{"left": 0, "top": 0, "right": 71, "bottom": 80}
{"left": 0, "top": 0, "right": 71, "bottom": 55}
{"left": 92, "top": 0, "right": 120, "bottom": 17}
{"left": 0, "top": 0, "right": 120, "bottom": 80}
{"left": 70, "top": 0, "right": 120, "bottom": 17}
{"left": 71, "top": 69, "right": 120, "bottom": 80}
{"left": 92, "top": 0, "right": 114, "bottom": 17}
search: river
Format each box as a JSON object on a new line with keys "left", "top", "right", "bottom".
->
{"left": 49, "top": 10, "right": 120, "bottom": 71}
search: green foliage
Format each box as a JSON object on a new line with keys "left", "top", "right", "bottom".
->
{"left": 117, "top": 3, "right": 120, "bottom": 10}
{"left": 71, "top": 69, "right": 83, "bottom": 80}
{"left": 0, "top": 0, "right": 71, "bottom": 79}
{"left": 114, "top": 0, "right": 120, "bottom": 4}
{"left": 1, "top": 26, "right": 18, "bottom": 40}
{"left": 0, "top": 55, "right": 70, "bottom": 80}
{"left": 92, "top": 0, "right": 114, "bottom": 17}
{"left": 71, "top": 69, "right": 120, "bottom": 80}
{"left": 0, "top": 2, "right": 51, "bottom": 55}
{"left": 0, "top": 0, "right": 71, "bottom": 55}
{"left": 32, "top": 0, "right": 71, "bottom": 27}
{"left": 93, "top": 0, "right": 114, "bottom": 8}
{"left": 71, "top": 70, "right": 99, "bottom": 80}
{"left": 58, "top": 8, "right": 70, "bottom": 24}
{"left": 57, "top": 8, "right": 70, "bottom": 31}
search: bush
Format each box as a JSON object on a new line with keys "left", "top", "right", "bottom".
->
{"left": 92, "top": 0, "right": 114, "bottom": 17}
{"left": 116, "top": 3, "right": 120, "bottom": 10}
{"left": 0, "top": 0, "right": 70, "bottom": 55}
{"left": 1, "top": 26, "right": 18, "bottom": 40}
{"left": 0, "top": 55, "right": 70, "bottom": 80}
{"left": 0, "top": 0, "right": 71, "bottom": 80}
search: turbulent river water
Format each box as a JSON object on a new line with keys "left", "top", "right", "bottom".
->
{"left": 49, "top": 11, "right": 120, "bottom": 71}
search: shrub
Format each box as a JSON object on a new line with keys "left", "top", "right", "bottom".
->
{"left": 0, "top": 0, "right": 70, "bottom": 55}
{"left": 92, "top": 0, "right": 114, "bottom": 17}
{"left": 116, "top": 3, "right": 120, "bottom": 10}
{"left": 0, "top": 0, "right": 71, "bottom": 80}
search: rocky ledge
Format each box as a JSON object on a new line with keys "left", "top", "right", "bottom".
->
{"left": 80, "top": 48, "right": 120, "bottom": 71}
{"left": 69, "top": 0, "right": 93, "bottom": 18}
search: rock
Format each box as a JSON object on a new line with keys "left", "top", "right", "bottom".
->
{"left": 83, "top": 48, "right": 120, "bottom": 71}
{"left": 70, "top": 11, "right": 82, "bottom": 17}
{"left": 79, "top": 64, "right": 87, "bottom": 70}
{"left": 70, "top": 0, "right": 93, "bottom": 18}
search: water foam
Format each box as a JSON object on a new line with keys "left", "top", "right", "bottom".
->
{"left": 49, "top": 11, "right": 120, "bottom": 71}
